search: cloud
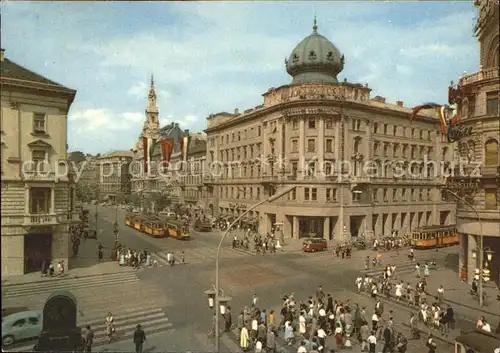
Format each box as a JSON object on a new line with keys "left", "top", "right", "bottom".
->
{"left": 3, "top": 2, "right": 480, "bottom": 154}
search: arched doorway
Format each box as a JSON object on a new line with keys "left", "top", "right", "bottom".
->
{"left": 208, "top": 203, "right": 214, "bottom": 216}
{"left": 484, "top": 139, "right": 499, "bottom": 166}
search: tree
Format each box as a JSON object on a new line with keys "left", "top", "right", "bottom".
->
{"left": 69, "top": 151, "right": 86, "bottom": 164}
{"left": 115, "top": 191, "right": 126, "bottom": 205}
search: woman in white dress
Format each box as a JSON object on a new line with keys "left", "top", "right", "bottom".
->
{"left": 395, "top": 281, "right": 403, "bottom": 301}
{"left": 105, "top": 312, "right": 115, "bottom": 343}
{"left": 299, "top": 312, "right": 307, "bottom": 336}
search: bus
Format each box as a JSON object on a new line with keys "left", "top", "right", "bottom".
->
{"left": 410, "top": 225, "right": 458, "bottom": 249}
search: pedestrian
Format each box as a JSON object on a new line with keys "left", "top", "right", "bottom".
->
{"left": 266, "top": 327, "right": 276, "bottom": 353}
{"left": 82, "top": 325, "right": 94, "bottom": 353}
{"left": 367, "top": 331, "right": 377, "bottom": 353}
{"left": 240, "top": 326, "right": 250, "bottom": 351}
{"left": 415, "top": 262, "right": 421, "bottom": 278}
{"left": 382, "top": 321, "right": 394, "bottom": 353}
{"left": 180, "top": 251, "right": 186, "bottom": 264}
{"left": 359, "top": 321, "right": 370, "bottom": 352}
{"left": 252, "top": 293, "right": 258, "bottom": 308}
{"left": 437, "top": 285, "right": 444, "bottom": 304}
{"left": 133, "top": 324, "right": 146, "bottom": 353}
{"left": 426, "top": 335, "right": 437, "bottom": 353}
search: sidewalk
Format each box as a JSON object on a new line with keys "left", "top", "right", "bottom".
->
{"left": 396, "top": 267, "right": 500, "bottom": 331}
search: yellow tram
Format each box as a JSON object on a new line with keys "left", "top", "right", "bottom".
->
{"left": 143, "top": 217, "right": 165, "bottom": 238}
{"left": 164, "top": 220, "right": 191, "bottom": 240}
{"left": 410, "top": 225, "right": 458, "bottom": 249}
{"left": 132, "top": 215, "right": 145, "bottom": 232}
{"left": 125, "top": 213, "right": 135, "bottom": 227}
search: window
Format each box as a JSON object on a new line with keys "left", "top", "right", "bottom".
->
{"left": 28, "top": 317, "right": 40, "bottom": 325}
{"left": 304, "top": 187, "right": 310, "bottom": 201}
{"left": 292, "top": 119, "right": 299, "bottom": 130}
{"left": 383, "top": 124, "right": 388, "bottom": 135}
{"left": 484, "top": 139, "right": 499, "bottom": 166}
{"left": 291, "top": 139, "right": 298, "bottom": 153}
{"left": 232, "top": 133, "right": 235, "bottom": 142}
{"left": 373, "top": 123, "right": 378, "bottom": 134}
{"left": 288, "top": 188, "right": 296, "bottom": 200}
{"left": 32, "top": 150, "right": 46, "bottom": 170}
{"left": 392, "top": 189, "right": 397, "bottom": 201}
{"left": 325, "top": 139, "right": 333, "bottom": 152}
{"left": 419, "top": 130, "right": 423, "bottom": 140}
{"left": 12, "top": 319, "right": 26, "bottom": 327}
{"left": 258, "top": 126, "right": 261, "bottom": 137}
{"left": 307, "top": 161, "right": 316, "bottom": 176}
{"left": 311, "top": 188, "right": 317, "bottom": 201}
{"left": 485, "top": 189, "right": 497, "bottom": 209}
{"left": 325, "top": 119, "right": 333, "bottom": 129}
{"left": 238, "top": 132, "right": 241, "bottom": 141}
{"left": 383, "top": 143, "right": 389, "bottom": 157}
{"left": 33, "top": 113, "right": 46, "bottom": 133}
{"left": 30, "top": 187, "right": 51, "bottom": 213}
{"left": 307, "top": 139, "right": 315, "bottom": 152}
{"left": 393, "top": 125, "right": 397, "bottom": 136}
{"left": 308, "top": 118, "right": 316, "bottom": 129}
{"left": 354, "top": 139, "right": 361, "bottom": 154}
{"left": 326, "top": 188, "right": 337, "bottom": 202}
{"left": 486, "top": 92, "right": 499, "bottom": 116}
{"left": 291, "top": 162, "right": 298, "bottom": 176}
{"left": 411, "top": 128, "right": 415, "bottom": 138}
{"left": 383, "top": 188, "right": 388, "bottom": 202}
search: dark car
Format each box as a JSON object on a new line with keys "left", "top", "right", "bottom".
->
{"left": 302, "top": 238, "right": 328, "bottom": 252}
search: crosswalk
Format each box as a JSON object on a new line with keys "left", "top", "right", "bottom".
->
{"left": 2, "top": 270, "right": 173, "bottom": 352}
{"left": 148, "top": 246, "right": 256, "bottom": 267}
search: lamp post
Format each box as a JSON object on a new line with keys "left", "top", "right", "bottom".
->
{"left": 445, "top": 188, "right": 486, "bottom": 306}
{"left": 214, "top": 185, "right": 297, "bottom": 352}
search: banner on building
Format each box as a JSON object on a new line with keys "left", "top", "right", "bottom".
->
{"left": 179, "top": 135, "right": 191, "bottom": 171}
{"left": 142, "top": 136, "right": 148, "bottom": 173}
{"left": 159, "top": 138, "right": 174, "bottom": 171}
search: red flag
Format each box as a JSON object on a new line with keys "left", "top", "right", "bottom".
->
{"left": 142, "top": 136, "right": 148, "bottom": 173}
{"left": 159, "top": 138, "right": 174, "bottom": 171}
{"left": 410, "top": 103, "right": 442, "bottom": 122}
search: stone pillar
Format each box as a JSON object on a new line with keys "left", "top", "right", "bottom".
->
{"left": 298, "top": 117, "right": 305, "bottom": 180}
{"left": 277, "top": 122, "right": 284, "bottom": 162}
{"left": 467, "top": 234, "right": 478, "bottom": 285}
{"left": 293, "top": 216, "right": 299, "bottom": 239}
{"left": 283, "top": 215, "right": 292, "bottom": 239}
{"left": 386, "top": 213, "right": 393, "bottom": 235}
{"left": 323, "top": 217, "right": 330, "bottom": 241}
{"left": 318, "top": 117, "right": 325, "bottom": 180}
{"left": 335, "top": 120, "right": 340, "bottom": 168}
{"left": 374, "top": 214, "right": 383, "bottom": 237}
{"left": 24, "top": 185, "right": 30, "bottom": 214}
{"left": 50, "top": 186, "right": 55, "bottom": 214}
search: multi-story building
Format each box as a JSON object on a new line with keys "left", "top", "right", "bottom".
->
{"left": 169, "top": 133, "right": 209, "bottom": 207}
{"left": 97, "top": 150, "right": 133, "bottom": 203}
{"left": 204, "top": 21, "right": 456, "bottom": 241}
{"left": 0, "top": 49, "right": 79, "bottom": 275}
{"left": 450, "top": 0, "right": 499, "bottom": 285}
{"left": 76, "top": 155, "right": 99, "bottom": 186}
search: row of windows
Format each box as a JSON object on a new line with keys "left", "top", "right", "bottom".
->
{"left": 373, "top": 141, "right": 436, "bottom": 159}
{"left": 373, "top": 122, "right": 433, "bottom": 141}
{"left": 219, "top": 143, "right": 262, "bottom": 162}
{"left": 217, "top": 126, "right": 263, "bottom": 145}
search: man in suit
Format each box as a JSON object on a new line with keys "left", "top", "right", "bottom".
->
{"left": 82, "top": 325, "right": 94, "bottom": 353}
{"left": 382, "top": 322, "right": 394, "bottom": 353}
{"left": 133, "top": 324, "right": 146, "bottom": 353}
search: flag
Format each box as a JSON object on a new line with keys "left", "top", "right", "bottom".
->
{"left": 142, "top": 136, "right": 148, "bottom": 173}
{"left": 159, "top": 138, "right": 174, "bottom": 171}
{"left": 410, "top": 103, "right": 442, "bottom": 122}
{"left": 179, "top": 135, "right": 191, "bottom": 171}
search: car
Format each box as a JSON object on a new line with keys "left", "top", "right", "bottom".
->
{"left": 302, "top": 238, "right": 328, "bottom": 252}
{"left": 1, "top": 310, "right": 42, "bottom": 347}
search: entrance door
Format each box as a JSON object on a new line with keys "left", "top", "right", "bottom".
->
{"left": 24, "top": 233, "right": 52, "bottom": 274}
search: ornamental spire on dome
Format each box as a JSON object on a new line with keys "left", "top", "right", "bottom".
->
{"left": 147, "top": 73, "right": 158, "bottom": 113}
{"left": 313, "top": 16, "right": 318, "bottom": 33}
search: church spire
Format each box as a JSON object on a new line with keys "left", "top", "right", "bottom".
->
{"left": 313, "top": 16, "right": 318, "bottom": 33}
{"left": 147, "top": 73, "right": 158, "bottom": 113}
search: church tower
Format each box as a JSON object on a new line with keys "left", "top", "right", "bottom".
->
{"left": 474, "top": 0, "right": 499, "bottom": 69}
{"left": 143, "top": 74, "right": 160, "bottom": 136}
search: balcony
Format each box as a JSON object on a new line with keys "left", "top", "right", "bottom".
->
{"left": 22, "top": 167, "right": 56, "bottom": 182}
{"left": 58, "top": 212, "right": 81, "bottom": 223}
{"left": 24, "top": 214, "right": 59, "bottom": 226}
{"left": 259, "top": 175, "right": 278, "bottom": 185}
{"left": 459, "top": 67, "right": 499, "bottom": 86}
{"left": 203, "top": 175, "right": 216, "bottom": 185}
{"left": 480, "top": 165, "right": 500, "bottom": 177}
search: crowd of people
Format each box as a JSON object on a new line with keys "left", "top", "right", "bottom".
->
{"left": 214, "top": 286, "right": 436, "bottom": 353}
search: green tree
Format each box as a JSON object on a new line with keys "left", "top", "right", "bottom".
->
{"left": 69, "top": 151, "right": 86, "bottom": 164}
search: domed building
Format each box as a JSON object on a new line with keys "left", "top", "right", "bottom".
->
{"left": 203, "top": 20, "right": 456, "bottom": 241}
{"left": 447, "top": 0, "right": 499, "bottom": 289}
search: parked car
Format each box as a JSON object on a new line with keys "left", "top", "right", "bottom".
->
{"left": 302, "top": 238, "right": 328, "bottom": 252}
{"left": 2, "top": 311, "right": 42, "bottom": 347}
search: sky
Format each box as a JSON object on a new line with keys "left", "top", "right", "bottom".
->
{"left": 2, "top": 2, "right": 479, "bottom": 155}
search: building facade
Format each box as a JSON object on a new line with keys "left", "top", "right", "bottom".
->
{"left": 451, "top": 0, "right": 500, "bottom": 285}
{"left": 97, "top": 150, "right": 133, "bottom": 203}
{"left": 204, "top": 21, "right": 456, "bottom": 241}
{"left": 169, "top": 133, "right": 210, "bottom": 207}
{"left": 0, "top": 49, "right": 79, "bottom": 276}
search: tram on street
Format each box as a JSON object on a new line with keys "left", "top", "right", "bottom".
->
{"left": 410, "top": 225, "right": 458, "bottom": 249}
{"left": 143, "top": 217, "right": 165, "bottom": 238}
{"left": 164, "top": 220, "right": 191, "bottom": 240}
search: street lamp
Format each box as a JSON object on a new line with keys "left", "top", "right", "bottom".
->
{"left": 444, "top": 188, "right": 486, "bottom": 306}
{"left": 213, "top": 185, "right": 297, "bottom": 352}
{"left": 485, "top": 247, "right": 494, "bottom": 262}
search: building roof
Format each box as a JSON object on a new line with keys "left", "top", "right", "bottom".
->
{"left": 1, "top": 57, "right": 69, "bottom": 88}
{"left": 286, "top": 19, "right": 344, "bottom": 84}
{"left": 455, "top": 330, "right": 500, "bottom": 352}
{"left": 99, "top": 150, "right": 134, "bottom": 159}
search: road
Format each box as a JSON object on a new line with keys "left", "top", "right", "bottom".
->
{"left": 3, "top": 206, "right": 461, "bottom": 352}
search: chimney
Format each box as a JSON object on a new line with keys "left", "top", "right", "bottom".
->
{"left": 396, "top": 100, "right": 404, "bottom": 107}
{"left": 0, "top": 49, "right": 5, "bottom": 62}
{"left": 234, "top": 108, "right": 239, "bottom": 115}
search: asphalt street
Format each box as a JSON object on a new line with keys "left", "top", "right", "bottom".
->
{"left": 59, "top": 206, "right": 454, "bottom": 352}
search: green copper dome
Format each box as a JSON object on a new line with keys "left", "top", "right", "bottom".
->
{"left": 285, "top": 19, "right": 344, "bottom": 84}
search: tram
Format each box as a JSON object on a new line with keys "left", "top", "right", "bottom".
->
{"left": 410, "top": 225, "right": 458, "bottom": 249}
{"left": 164, "top": 220, "right": 191, "bottom": 240}
{"left": 143, "top": 217, "right": 165, "bottom": 238}
{"left": 454, "top": 329, "right": 500, "bottom": 353}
